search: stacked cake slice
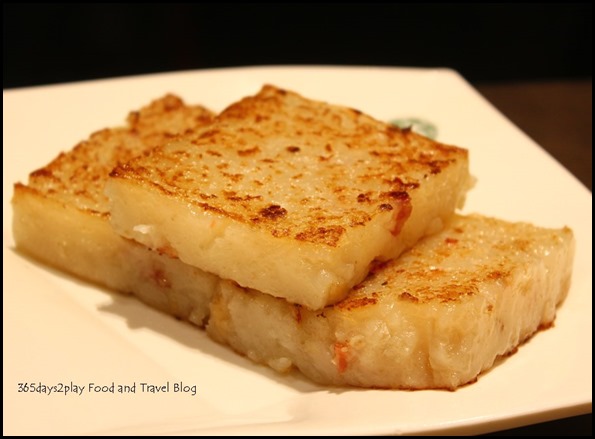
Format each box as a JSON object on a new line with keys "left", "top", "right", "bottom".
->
{"left": 12, "top": 86, "right": 575, "bottom": 389}
{"left": 106, "top": 85, "right": 472, "bottom": 309}
{"left": 12, "top": 95, "right": 219, "bottom": 326}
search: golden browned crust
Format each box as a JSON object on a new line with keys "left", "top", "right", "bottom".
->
{"left": 110, "top": 85, "right": 469, "bottom": 247}
{"left": 16, "top": 95, "right": 214, "bottom": 215}
{"left": 315, "top": 215, "right": 574, "bottom": 309}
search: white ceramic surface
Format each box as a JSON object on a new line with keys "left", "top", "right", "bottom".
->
{"left": 3, "top": 66, "right": 592, "bottom": 435}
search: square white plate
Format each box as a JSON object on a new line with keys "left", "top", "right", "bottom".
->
{"left": 3, "top": 66, "right": 592, "bottom": 435}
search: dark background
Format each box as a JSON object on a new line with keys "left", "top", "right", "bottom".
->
{"left": 3, "top": 3, "right": 591, "bottom": 435}
{"left": 3, "top": 3, "right": 592, "bottom": 88}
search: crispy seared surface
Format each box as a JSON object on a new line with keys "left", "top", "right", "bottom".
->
{"left": 111, "top": 85, "right": 468, "bottom": 247}
{"left": 326, "top": 216, "right": 573, "bottom": 307}
{"left": 20, "top": 94, "right": 214, "bottom": 214}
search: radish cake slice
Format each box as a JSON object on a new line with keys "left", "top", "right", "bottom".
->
{"left": 107, "top": 85, "right": 472, "bottom": 309}
{"left": 207, "top": 214, "right": 575, "bottom": 389}
{"left": 12, "top": 95, "right": 218, "bottom": 326}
